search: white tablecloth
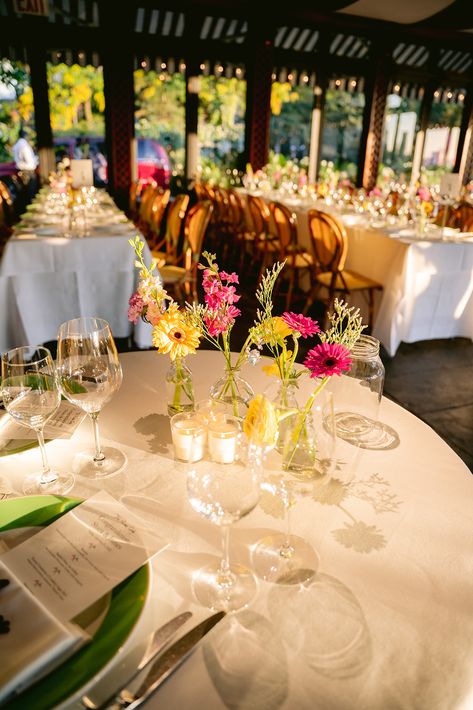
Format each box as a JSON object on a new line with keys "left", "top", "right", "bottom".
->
{"left": 0, "top": 195, "right": 154, "bottom": 352}
{"left": 1, "top": 350, "right": 472, "bottom": 709}
{"left": 242, "top": 190, "right": 473, "bottom": 356}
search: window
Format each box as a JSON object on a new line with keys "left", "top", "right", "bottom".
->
{"left": 320, "top": 86, "right": 365, "bottom": 182}
{"left": 269, "top": 80, "right": 313, "bottom": 166}
{"left": 0, "top": 58, "right": 35, "bottom": 170}
{"left": 422, "top": 89, "right": 465, "bottom": 184}
{"left": 47, "top": 61, "right": 107, "bottom": 186}
{"left": 379, "top": 93, "right": 421, "bottom": 183}
{"left": 134, "top": 66, "right": 185, "bottom": 185}
{"left": 198, "top": 74, "right": 246, "bottom": 176}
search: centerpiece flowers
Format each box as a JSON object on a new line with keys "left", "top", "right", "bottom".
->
{"left": 187, "top": 252, "right": 285, "bottom": 418}
{"left": 128, "top": 236, "right": 202, "bottom": 414}
{"left": 252, "top": 297, "right": 366, "bottom": 474}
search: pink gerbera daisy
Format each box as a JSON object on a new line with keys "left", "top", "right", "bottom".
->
{"left": 304, "top": 342, "right": 352, "bottom": 378}
{"left": 281, "top": 312, "right": 320, "bottom": 338}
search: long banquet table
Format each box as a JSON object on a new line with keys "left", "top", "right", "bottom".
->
{"left": 0, "top": 188, "right": 153, "bottom": 352}
{"left": 1, "top": 350, "right": 472, "bottom": 709}
{"left": 242, "top": 189, "right": 473, "bottom": 356}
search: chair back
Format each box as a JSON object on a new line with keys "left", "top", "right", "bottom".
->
{"left": 269, "top": 201, "right": 298, "bottom": 252}
{"left": 149, "top": 189, "right": 171, "bottom": 238}
{"left": 0, "top": 181, "right": 14, "bottom": 225}
{"left": 163, "top": 193, "right": 190, "bottom": 253}
{"left": 129, "top": 179, "right": 143, "bottom": 215}
{"left": 139, "top": 184, "right": 160, "bottom": 225}
{"left": 307, "top": 209, "right": 348, "bottom": 273}
{"left": 183, "top": 200, "right": 214, "bottom": 271}
{"left": 246, "top": 194, "right": 270, "bottom": 236}
{"left": 227, "top": 189, "right": 245, "bottom": 232}
{"left": 455, "top": 201, "right": 473, "bottom": 232}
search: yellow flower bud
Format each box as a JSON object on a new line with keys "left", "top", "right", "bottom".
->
{"left": 243, "top": 394, "right": 278, "bottom": 448}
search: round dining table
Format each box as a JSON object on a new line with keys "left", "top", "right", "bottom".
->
{"left": 1, "top": 350, "right": 473, "bottom": 709}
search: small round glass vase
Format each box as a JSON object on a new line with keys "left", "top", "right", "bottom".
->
{"left": 281, "top": 409, "right": 317, "bottom": 479}
{"left": 209, "top": 365, "right": 254, "bottom": 420}
{"left": 166, "top": 356, "right": 195, "bottom": 417}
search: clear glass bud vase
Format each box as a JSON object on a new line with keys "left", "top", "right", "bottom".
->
{"left": 266, "top": 378, "right": 300, "bottom": 454}
{"left": 166, "top": 356, "right": 195, "bottom": 416}
{"left": 281, "top": 408, "right": 317, "bottom": 479}
{"left": 209, "top": 364, "right": 254, "bottom": 420}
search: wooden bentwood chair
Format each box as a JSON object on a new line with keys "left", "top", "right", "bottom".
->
{"left": 303, "top": 209, "right": 382, "bottom": 330}
{"left": 159, "top": 200, "right": 214, "bottom": 303}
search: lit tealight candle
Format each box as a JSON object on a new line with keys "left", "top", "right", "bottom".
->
{"left": 170, "top": 414, "right": 206, "bottom": 462}
{"left": 208, "top": 417, "right": 240, "bottom": 464}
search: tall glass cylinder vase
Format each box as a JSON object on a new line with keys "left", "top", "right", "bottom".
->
{"left": 166, "top": 356, "right": 195, "bottom": 416}
{"left": 209, "top": 363, "right": 254, "bottom": 420}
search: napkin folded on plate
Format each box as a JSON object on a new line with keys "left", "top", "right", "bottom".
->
{"left": 0, "top": 561, "right": 90, "bottom": 704}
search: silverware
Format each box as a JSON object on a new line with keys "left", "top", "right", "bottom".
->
{"left": 81, "top": 610, "right": 193, "bottom": 709}
{"left": 96, "top": 611, "right": 225, "bottom": 709}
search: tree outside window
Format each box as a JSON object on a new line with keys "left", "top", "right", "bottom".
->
{"left": 0, "top": 58, "right": 35, "bottom": 167}
{"left": 269, "top": 81, "right": 313, "bottom": 167}
{"left": 378, "top": 93, "right": 421, "bottom": 184}
{"left": 320, "top": 88, "right": 365, "bottom": 182}
{"left": 422, "top": 96, "right": 464, "bottom": 185}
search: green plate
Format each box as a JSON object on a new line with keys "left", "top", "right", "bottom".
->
{"left": 1, "top": 495, "right": 150, "bottom": 710}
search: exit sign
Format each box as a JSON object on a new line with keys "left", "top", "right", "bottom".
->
{"left": 13, "top": 0, "right": 49, "bottom": 16}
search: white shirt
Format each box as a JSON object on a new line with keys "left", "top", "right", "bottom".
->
{"left": 12, "top": 137, "right": 38, "bottom": 171}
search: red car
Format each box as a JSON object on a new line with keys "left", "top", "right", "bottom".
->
{"left": 136, "top": 138, "right": 172, "bottom": 187}
{"left": 53, "top": 137, "right": 172, "bottom": 188}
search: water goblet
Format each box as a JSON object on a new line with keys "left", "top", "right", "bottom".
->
{"left": 1, "top": 345, "right": 74, "bottom": 495}
{"left": 251, "top": 395, "right": 336, "bottom": 585}
{"left": 184, "top": 413, "right": 263, "bottom": 612}
{"left": 56, "top": 317, "right": 126, "bottom": 478}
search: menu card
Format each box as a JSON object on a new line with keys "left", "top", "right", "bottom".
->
{"left": 71, "top": 159, "right": 94, "bottom": 187}
{"left": 439, "top": 173, "right": 460, "bottom": 200}
{"left": 1, "top": 491, "right": 167, "bottom": 622}
{"left": 0, "top": 562, "right": 89, "bottom": 704}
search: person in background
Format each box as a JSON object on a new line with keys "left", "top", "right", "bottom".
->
{"left": 12, "top": 128, "right": 38, "bottom": 200}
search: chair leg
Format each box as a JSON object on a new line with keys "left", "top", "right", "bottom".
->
{"left": 285, "top": 269, "right": 296, "bottom": 311}
{"left": 368, "top": 288, "right": 375, "bottom": 332}
{"left": 303, "top": 282, "right": 321, "bottom": 316}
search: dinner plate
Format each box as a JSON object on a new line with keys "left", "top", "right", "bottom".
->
{"left": 0, "top": 495, "right": 150, "bottom": 710}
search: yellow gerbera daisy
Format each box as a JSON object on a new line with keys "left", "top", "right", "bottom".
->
{"left": 262, "top": 316, "right": 292, "bottom": 346}
{"left": 152, "top": 305, "right": 201, "bottom": 359}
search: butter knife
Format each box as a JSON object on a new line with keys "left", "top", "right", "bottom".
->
{"left": 81, "top": 610, "right": 193, "bottom": 709}
{"left": 98, "top": 611, "right": 225, "bottom": 709}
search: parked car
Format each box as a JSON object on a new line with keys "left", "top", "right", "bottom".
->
{"left": 53, "top": 136, "right": 172, "bottom": 187}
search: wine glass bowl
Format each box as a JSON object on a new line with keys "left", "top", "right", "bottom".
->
{"left": 1, "top": 345, "right": 74, "bottom": 495}
{"left": 57, "top": 317, "right": 125, "bottom": 478}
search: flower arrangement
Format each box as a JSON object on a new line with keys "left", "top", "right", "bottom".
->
{"left": 128, "top": 236, "right": 202, "bottom": 413}
{"left": 186, "top": 252, "right": 284, "bottom": 417}
{"left": 245, "top": 298, "right": 366, "bottom": 471}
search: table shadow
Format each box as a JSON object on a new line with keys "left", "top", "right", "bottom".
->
{"left": 133, "top": 413, "right": 172, "bottom": 454}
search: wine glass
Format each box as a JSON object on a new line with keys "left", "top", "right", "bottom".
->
{"left": 251, "top": 394, "right": 336, "bottom": 585}
{"left": 1, "top": 345, "right": 74, "bottom": 495}
{"left": 184, "top": 413, "right": 263, "bottom": 612}
{"left": 56, "top": 317, "right": 125, "bottom": 478}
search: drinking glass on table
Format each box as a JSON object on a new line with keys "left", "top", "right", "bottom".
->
{"left": 56, "top": 317, "right": 125, "bottom": 477}
{"left": 1, "top": 345, "right": 74, "bottom": 495}
{"left": 183, "top": 413, "right": 263, "bottom": 612}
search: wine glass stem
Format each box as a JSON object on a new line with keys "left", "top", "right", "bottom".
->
{"left": 35, "top": 427, "right": 57, "bottom": 486}
{"left": 90, "top": 413, "right": 105, "bottom": 462}
{"left": 281, "top": 494, "right": 295, "bottom": 559}
{"left": 217, "top": 525, "right": 234, "bottom": 587}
